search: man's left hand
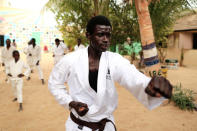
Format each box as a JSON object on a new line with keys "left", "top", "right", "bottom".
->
{"left": 18, "top": 74, "right": 24, "bottom": 78}
{"left": 36, "top": 61, "right": 39, "bottom": 66}
{"left": 145, "top": 76, "right": 173, "bottom": 99}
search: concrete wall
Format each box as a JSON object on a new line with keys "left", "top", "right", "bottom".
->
{"left": 166, "top": 33, "right": 181, "bottom": 60}
{"left": 179, "top": 32, "right": 193, "bottom": 49}
{"left": 183, "top": 50, "right": 197, "bottom": 67}
{"left": 166, "top": 48, "right": 197, "bottom": 67}
{"left": 166, "top": 32, "right": 197, "bottom": 67}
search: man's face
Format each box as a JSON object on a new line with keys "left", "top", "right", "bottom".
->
{"left": 89, "top": 25, "right": 111, "bottom": 52}
{"left": 13, "top": 52, "right": 20, "bottom": 61}
{"left": 6, "top": 39, "right": 11, "bottom": 47}
{"left": 55, "top": 41, "right": 59, "bottom": 46}
{"left": 77, "top": 39, "right": 81, "bottom": 45}
{"left": 127, "top": 37, "right": 131, "bottom": 42}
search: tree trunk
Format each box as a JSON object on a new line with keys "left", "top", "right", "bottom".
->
{"left": 93, "top": 0, "right": 110, "bottom": 16}
{"left": 134, "top": 0, "right": 161, "bottom": 76}
{"left": 100, "top": 0, "right": 110, "bottom": 16}
{"left": 93, "top": 0, "right": 99, "bottom": 16}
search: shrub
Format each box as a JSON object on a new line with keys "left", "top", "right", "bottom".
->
{"left": 170, "top": 84, "right": 196, "bottom": 111}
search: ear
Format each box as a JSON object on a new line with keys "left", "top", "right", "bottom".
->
{"left": 86, "top": 32, "right": 91, "bottom": 40}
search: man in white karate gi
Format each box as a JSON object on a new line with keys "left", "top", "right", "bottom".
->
{"left": 12, "top": 39, "right": 17, "bottom": 48}
{"left": 1, "top": 39, "right": 16, "bottom": 81}
{"left": 48, "top": 16, "right": 173, "bottom": 131}
{"left": 28, "top": 38, "right": 45, "bottom": 84}
{"left": 74, "top": 38, "right": 85, "bottom": 51}
{"left": 6, "top": 50, "right": 30, "bottom": 111}
{"left": 23, "top": 41, "right": 33, "bottom": 75}
{"left": 52, "top": 38, "right": 67, "bottom": 65}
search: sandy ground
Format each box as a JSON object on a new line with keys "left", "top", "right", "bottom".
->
{"left": 0, "top": 52, "right": 197, "bottom": 131}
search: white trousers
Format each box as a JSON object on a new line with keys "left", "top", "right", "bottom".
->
{"left": 26, "top": 57, "right": 34, "bottom": 70}
{"left": 4, "top": 60, "right": 12, "bottom": 81}
{"left": 11, "top": 78, "right": 23, "bottom": 103}
{"left": 30, "top": 64, "right": 44, "bottom": 79}
{"left": 28, "top": 57, "right": 44, "bottom": 79}
{"left": 29, "top": 61, "right": 44, "bottom": 80}
{"left": 65, "top": 116, "right": 116, "bottom": 131}
{"left": 54, "top": 55, "right": 64, "bottom": 65}
{"left": 36, "top": 65, "right": 44, "bottom": 79}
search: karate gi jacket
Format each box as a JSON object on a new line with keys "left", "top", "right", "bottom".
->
{"left": 6, "top": 59, "right": 30, "bottom": 80}
{"left": 74, "top": 44, "right": 85, "bottom": 51}
{"left": 1, "top": 46, "right": 16, "bottom": 66}
{"left": 48, "top": 47, "right": 164, "bottom": 122}
{"left": 53, "top": 43, "right": 67, "bottom": 56}
{"left": 28, "top": 45, "right": 41, "bottom": 65}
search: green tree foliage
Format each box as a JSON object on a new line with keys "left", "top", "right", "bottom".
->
{"left": 45, "top": 0, "right": 92, "bottom": 48}
{"left": 45, "top": 0, "right": 111, "bottom": 49}
{"left": 109, "top": 0, "right": 140, "bottom": 45}
{"left": 149, "top": 0, "right": 197, "bottom": 46}
{"left": 45, "top": 0, "right": 197, "bottom": 49}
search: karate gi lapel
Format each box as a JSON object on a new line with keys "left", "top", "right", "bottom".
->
{"left": 96, "top": 52, "right": 108, "bottom": 106}
{"left": 74, "top": 48, "right": 97, "bottom": 98}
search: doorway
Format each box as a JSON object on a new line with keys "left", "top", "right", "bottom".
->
{"left": 0, "top": 35, "right": 4, "bottom": 46}
{"left": 193, "top": 33, "right": 197, "bottom": 49}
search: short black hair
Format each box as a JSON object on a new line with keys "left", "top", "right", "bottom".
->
{"left": 55, "top": 38, "right": 60, "bottom": 43}
{"left": 12, "top": 50, "right": 19, "bottom": 57}
{"left": 77, "top": 38, "right": 81, "bottom": 41}
{"left": 6, "top": 39, "right": 11, "bottom": 42}
{"left": 86, "top": 15, "right": 112, "bottom": 35}
{"left": 31, "top": 38, "right": 36, "bottom": 43}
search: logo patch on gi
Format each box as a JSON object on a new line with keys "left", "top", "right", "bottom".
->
{"left": 106, "top": 68, "right": 111, "bottom": 80}
{"left": 78, "top": 125, "right": 83, "bottom": 130}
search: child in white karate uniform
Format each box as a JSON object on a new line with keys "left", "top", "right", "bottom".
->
{"left": 6, "top": 50, "right": 30, "bottom": 111}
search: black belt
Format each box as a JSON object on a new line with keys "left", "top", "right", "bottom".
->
{"left": 70, "top": 112, "right": 117, "bottom": 131}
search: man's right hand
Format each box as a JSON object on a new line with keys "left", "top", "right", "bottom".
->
{"left": 145, "top": 76, "right": 173, "bottom": 99}
{"left": 8, "top": 73, "right": 12, "bottom": 77}
{"left": 69, "top": 101, "right": 89, "bottom": 117}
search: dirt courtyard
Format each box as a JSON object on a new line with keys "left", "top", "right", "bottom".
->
{"left": 0, "top": 51, "right": 197, "bottom": 131}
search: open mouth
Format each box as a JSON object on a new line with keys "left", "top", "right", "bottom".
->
{"left": 101, "top": 45, "right": 108, "bottom": 50}
{"left": 101, "top": 44, "right": 108, "bottom": 49}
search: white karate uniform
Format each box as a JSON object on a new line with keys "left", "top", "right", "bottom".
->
{"left": 1, "top": 46, "right": 16, "bottom": 77}
{"left": 23, "top": 45, "right": 34, "bottom": 69}
{"left": 6, "top": 59, "right": 30, "bottom": 103}
{"left": 28, "top": 45, "right": 44, "bottom": 79}
{"left": 74, "top": 44, "right": 85, "bottom": 51}
{"left": 48, "top": 48, "right": 165, "bottom": 131}
{"left": 53, "top": 43, "right": 67, "bottom": 65}
{"left": 1, "top": 46, "right": 16, "bottom": 66}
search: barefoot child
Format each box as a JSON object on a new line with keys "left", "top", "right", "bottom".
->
{"left": 6, "top": 50, "right": 30, "bottom": 111}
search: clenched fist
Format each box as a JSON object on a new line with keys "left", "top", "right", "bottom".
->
{"left": 18, "top": 74, "right": 24, "bottom": 78}
{"left": 145, "top": 76, "right": 173, "bottom": 99}
{"left": 69, "top": 101, "right": 89, "bottom": 117}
